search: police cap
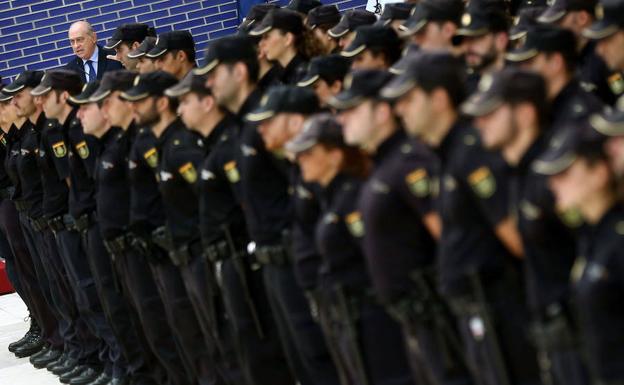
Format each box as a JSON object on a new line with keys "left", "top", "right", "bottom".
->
{"left": 239, "top": 4, "right": 279, "bottom": 34}
{"left": 399, "top": 0, "right": 464, "bottom": 37}
{"left": 375, "top": 3, "right": 415, "bottom": 26}
{"left": 68, "top": 81, "right": 101, "bottom": 105}
{"left": 194, "top": 35, "right": 257, "bottom": 76}
{"left": 249, "top": 8, "right": 304, "bottom": 36}
{"left": 286, "top": 0, "right": 322, "bottom": 15}
{"left": 3, "top": 70, "right": 44, "bottom": 94}
{"left": 538, "top": 0, "right": 597, "bottom": 24}
{"left": 510, "top": 6, "right": 547, "bottom": 40}
{"left": 341, "top": 25, "right": 401, "bottom": 58}
{"left": 590, "top": 97, "right": 624, "bottom": 136}
{"left": 328, "top": 69, "right": 393, "bottom": 110}
{"left": 31, "top": 69, "right": 83, "bottom": 96}
{"left": 328, "top": 9, "right": 377, "bottom": 38}
{"left": 90, "top": 70, "right": 137, "bottom": 102}
{"left": 455, "top": 0, "right": 510, "bottom": 37}
{"left": 120, "top": 71, "right": 179, "bottom": 102}
{"left": 461, "top": 68, "right": 547, "bottom": 117}
{"left": 127, "top": 36, "right": 158, "bottom": 59}
{"left": 286, "top": 113, "right": 346, "bottom": 154}
{"left": 105, "top": 23, "right": 157, "bottom": 50}
{"left": 583, "top": 0, "right": 624, "bottom": 40}
{"left": 298, "top": 54, "right": 351, "bottom": 87}
{"left": 146, "top": 30, "right": 195, "bottom": 59}
{"left": 165, "top": 71, "right": 210, "bottom": 97}
{"left": 307, "top": 5, "right": 341, "bottom": 29}
{"left": 246, "top": 85, "right": 320, "bottom": 122}
{"left": 505, "top": 24, "right": 577, "bottom": 62}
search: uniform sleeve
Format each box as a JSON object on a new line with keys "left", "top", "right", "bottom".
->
{"left": 395, "top": 154, "right": 437, "bottom": 218}
{"left": 46, "top": 127, "right": 71, "bottom": 180}
{"left": 169, "top": 134, "right": 206, "bottom": 193}
{"left": 462, "top": 148, "right": 510, "bottom": 227}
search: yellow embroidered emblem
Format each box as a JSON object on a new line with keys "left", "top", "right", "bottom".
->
{"left": 143, "top": 148, "right": 158, "bottom": 168}
{"left": 178, "top": 162, "right": 197, "bottom": 183}
{"left": 345, "top": 211, "right": 365, "bottom": 238}
{"left": 224, "top": 161, "right": 240, "bottom": 183}
{"left": 75, "top": 141, "right": 89, "bottom": 159}
{"left": 468, "top": 166, "right": 496, "bottom": 198}
{"left": 405, "top": 168, "right": 430, "bottom": 197}
{"left": 52, "top": 141, "right": 67, "bottom": 158}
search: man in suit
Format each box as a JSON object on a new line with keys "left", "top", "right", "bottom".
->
{"left": 65, "top": 21, "right": 123, "bottom": 83}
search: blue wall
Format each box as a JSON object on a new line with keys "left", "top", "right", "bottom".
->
{"left": 0, "top": 0, "right": 367, "bottom": 83}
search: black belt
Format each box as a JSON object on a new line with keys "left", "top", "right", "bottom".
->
{"left": 30, "top": 216, "right": 48, "bottom": 232}
{"left": 48, "top": 214, "right": 77, "bottom": 233}
{"left": 203, "top": 240, "right": 229, "bottom": 262}
{"left": 169, "top": 239, "right": 203, "bottom": 267}
{"left": 14, "top": 200, "right": 32, "bottom": 212}
{"left": 104, "top": 235, "right": 130, "bottom": 260}
{"left": 255, "top": 244, "right": 291, "bottom": 266}
{"left": 74, "top": 211, "right": 96, "bottom": 232}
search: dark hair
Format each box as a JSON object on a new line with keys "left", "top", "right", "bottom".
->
{"left": 166, "top": 96, "right": 179, "bottom": 113}
{"left": 420, "top": 79, "right": 465, "bottom": 109}
{"left": 168, "top": 48, "right": 196, "bottom": 63}
{"left": 225, "top": 56, "right": 260, "bottom": 85}
{"left": 320, "top": 143, "right": 371, "bottom": 179}
{"left": 367, "top": 45, "right": 402, "bottom": 68}
{"left": 277, "top": 28, "right": 325, "bottom": 60}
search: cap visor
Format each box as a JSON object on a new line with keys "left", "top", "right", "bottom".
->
{"left": 380, "top": 75, "right": 416, "bottom": 100}
{"left": 455, "top": 27, "right": 490, "bottom": 37}
{"left": 509, "top": 27, "right": 527, "bottom": 41}
{"left": 0, "top": 93, "right": 13, "bottom": 102}
{"left": 164, "top": 85, "right": 191, "bottom": 98}
{"left": 89, "top": 89, "right": 112, "bottom": 103}
{"left": 461, "top": 95, "right": 503, "bottom": 117}
{"left": 194, "top": 59, "right": 219, "bottom": 76}
{"left": 104, "top": 39, "right": 122, "bottom": 50}
{"left": 505, "top": 47, "right": 538, "bottom": 62}
{"left": 3, "top": 83, "right": 25, "bottom": 94}
{"left": 328, "top": 26, "right": 349, "bottom": 38}
{"left": 398, "top": 19, "right": 426, "bottom": 37}
{"left": 327, "top": 93, "right": 365, "bottom": 110}
{"left": 145, "top": 47, "right": 167, "bottom": 58}
{"left": 285, "top": 137, "right": 316, "bottom": 154}
{"left": 537, "top": 8, "right": 566, "bottom": 24}
{"left": 120, "top": 89, "right": 150, "bottom": 102}
{"left": 532, "top": 152, "right": 576, "bottom": 175}
{"left": 127, "top": 49, "right": 146, "bottom": 59}
{"left": 68, "top": 94, "right": 93, "bottom": 105}
{"left": 590, "top": 111, "right": 624, "bottom": 136}
{"left": 340, "top": 44, "right": 366, "bottom": 58}
{"left": 30, "top": 85, "right": 52, "bottom": 96}
{"left": 297, "top": 74, "right": 320, "bottom": 87}
{"left": 249, "top": 25, "right": 272, "bottom": 36}
{"left": 582, "top": 21, "right": 619, "bottom": 40}
{"left": 245, "top": 109, "right": 276, "bottom": 122}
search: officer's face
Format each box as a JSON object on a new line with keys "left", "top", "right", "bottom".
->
{"left": 155, "top": 52, "right": 180, "bottom": 77}
{"left": 463, "top": 34, "right": 498, "bottom": 71}
{"left": 549, "top": 158, "right": 605, "bottom": 211}
{"left": 596, "top": 31, "right": 624, "bottom": 71}
{"left": 208, "top": 64, "right": 238, "bottom": 110}
{"left": 40, "top": 90, "right": 65, "bottom": 120}
{"left": 80, "top": 103, "right": 107, "bottom": 137}
{"left": 11, "top": 89, "right": 36, "bottom": 119}
{"left": 312, "top": 79, "right": 340, "bottom": 107}
{"left": 115, "top": 43, "right": 138, "bottom": 70}
{"left": 132, "top": 97, "right": 159, "bottom": 127}
{"left": 475, "top": 104, "right": 514, "bottom": 151}
{"left": 339, "top": 100, "right": 376, "bottom": 148}
{"left": 105, "top": 91, "right": 133, "bottom": 128}
{"left": 351, "top": 50, "right": 388, "bottom": 70}
{"left": 605, "top": 136, "right": 624, "bottom": 178}
{"left": 395, "top": 87, "right": 431, "bottom": 138}
{"left": 1, "top": 102, "right": 19, "bottom": 130}
{"left": 339, "top": 31, "right": 357, "bottom": 50}
{"left": 260, "top": 30, "right": 290, "bottom": 62}
{"left": 137, "top": 57, "right": 158, "bottom": 74}
{"left": 258, "top": 113, "right": 293, "bottom": 151}
{"left": 297, "top": 144, "right": 341, "bottom": 185}
{"left": 178, "top": 93, "right": 205, "bottom": 130}
{"left": 412, "top": 22, "right": 450, "bottom": 51}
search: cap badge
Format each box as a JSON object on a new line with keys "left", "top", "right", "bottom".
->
{"left": 81, "top": 84, "right": 88, "bottom": 92}
{"left": 595, "top": 3, "right": 604, "bottom": 19}
{"left": 260, "top": 94, "right": 269, "bottom": 107}
{"left": 462, "top": 13, "right": 472, "bottom": 27}
{"left": 133, "top": 75, "right": 141, "bottom": 87}
{"left": 345, "top": 211, "right": 365, "bottom": 238}
{"left": 478, "top": 74, "right": 493, "bottom": 92}
{"left": 344, "top": 73, "right": 353, "bottom": 90}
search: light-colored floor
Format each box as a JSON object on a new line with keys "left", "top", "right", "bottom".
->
{"left": 0, "top": 293, "right": 59, "bottom": 384}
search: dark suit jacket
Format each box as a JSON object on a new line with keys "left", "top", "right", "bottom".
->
{"left": 64, "top": 45, "right": 123, "bottom": 83}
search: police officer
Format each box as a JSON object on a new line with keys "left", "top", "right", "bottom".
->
{"left": 297, "top": 54, "right": 351, "bottom": 107}
{"left": 146, "top": 31, "right": 196, "bottom": 80}
{"left": 196, "top": 36, "right": 297, "bottom": 385}
{"left": 375, "top": 3, "right": 414, "bottom": 33}
{"left": 398, "top": 0, "right": 464, "bottom": 52}
{"left": 305, "top": 5, "right": 342, "bottom": 54}
{"left": 250, "top": 8, "right": 312, "bottom": 85}
{"left": 328, "top": 9, "right": 377, "bottom": 51}
{"left": 286, "top": 108, "right": 412, "bottom": 385}
{"left": 120, "top": 71, "right": 224, "bottom": 385}
{"left": 508, "top": 6, "right": 547, "bottom": 48}
{"left": 538, "top": 0, "right": 620, "bottom": 105}
{"left": 535, "top": 124, "right": 624, "bottom": 385}
{"left": 31, "top": 70, "right": 106, "bottom": 377}
{"left": 340, "top": 25, "right": 403, "bottom": 70}
{"left": 383, "top": 52, "right": 541, "bottom": 385}
{"left": 506, "top": 24, "right": 604, "bottom": 129}
{"left": 87, "top": 70, "right": 191, "bottom": 385}
{"left": 104, "top": 23, "right": 157, "bottom": 71}
{"left": 328, "top": 67, "right": 473, "bottom": 385}
{"left": 72, "top": 82, "right": 154, "bottom": 385}
{"left": 3, "top": 71, "right": 64, "bottom": 360}
{"left": 583, "top": 0, "right": 624, "bottom": 99}
{"left": 126, "top": 37, "right": 158, "bottom": 74}
{"left": 244, "top": 86, "right": 342, "bottom": 385}
{"left": 463, "top": 68, "right": 590, "bottom": 385}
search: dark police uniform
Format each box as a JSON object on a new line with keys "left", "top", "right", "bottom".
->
{"left": 359, "top": 130, "right": 473, "bottom": 385}
{"left": 121, "top": 72, "right": 220, "bottom": 385}
{"left": 243, "top": 85, "right": 341, "bottom": 385}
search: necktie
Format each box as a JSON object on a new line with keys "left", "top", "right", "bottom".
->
{"left": 86, "top": 60, "right": 96, "bottom": 82}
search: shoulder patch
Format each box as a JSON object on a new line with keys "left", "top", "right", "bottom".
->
{"left": 463, "top": 134, "right": 476, "bottom": 146}
{"left": 75, "top": 140, "right": 89, "bottom": 159}
{"left": 178, "top": 162, "right": 197, "bottom": 183}
{"left": 608, "top": 72, "right": 624, "bottom": 95}
{"left": 405, "top": 168, "right": 430, "bottom": 197}
{"left": 559, "top": 207, "right": 583, "bottom": 228}
{"left": 468, "top": 166, "right": 496, "bottom": 198}
{"left": 345, "top": 211, "right": 365, "bottom": 238}
{"left": 143, "top": 147, "right": 158, "bottom": 168}
{"left": 52, "top": 141, "right": 67, "bottom": 158}
{"left": 224, "top": 161, "right": 240, "bottom": 183}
